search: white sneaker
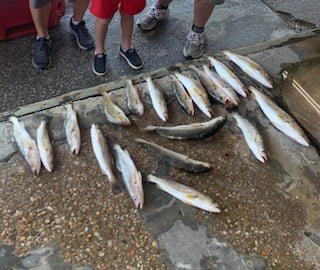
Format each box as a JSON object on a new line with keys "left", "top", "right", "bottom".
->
{"left": 183, "top": 30, "right": 205, "bottom": 59}
{"left": 136, "top": 4, "right": 169, "bottom": 31}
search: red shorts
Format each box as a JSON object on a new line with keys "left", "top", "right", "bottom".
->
{"left": 90, "top": 0, "right": 146, "bottom": 19}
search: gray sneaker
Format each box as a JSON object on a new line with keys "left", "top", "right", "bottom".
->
{"left": 183, "top": 30, "right": 205, "bottom": 59}
{"left": 136, "top": 4, "right": 169, "bottom": 31}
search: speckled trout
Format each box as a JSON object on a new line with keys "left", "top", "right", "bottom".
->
{"left": 143, "top": 115, "right": 227, "bottom": 140}
{"left": 145, "top": 76, "right": 168, "bottom": 122}
{"left": 136, "top": 138, "right": 212, "bottom": 173}
{"left": 90, "top": 124, "right": 121, "bottom": 193}
{"left": 208, "top": 56, "right": 248, "bottom": 97}
{"left": 170, "top": 75, "right": 194, "bottom": 116}
{"left": 100, "top": 89, "right": 131, "bottom": 126}
{"left": 249, "top": 86, "right": 309, "bottom": 146}
{"left": 232, "top": 112, "right": 267, "bottom": 163}
{"left": 110, "top": 138, "right": 144, "bottom": 209}
{"left": 9, "top": 116, "right": 41, "bottom": 175}
{"left": 126, "top": 79, "right": 144, "bottom": 116}
{"left": 174, "top": 72, "right": 213, "bottom": 118}
{"left": 147, "top": 175, "right": 221, "bottom": 213}
{"left": 203, "top": 64, "right": 240, "bottom": 106}
{"left": 222, "top": 50, "right": 273, "bottom": 89}
{"left": 37, "top": 115, "right": 54, "bottom": 172}
{"left": 64, "top": 103, "right": 81, "bottom": 155}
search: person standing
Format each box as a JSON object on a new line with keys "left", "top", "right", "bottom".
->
{"left": 136, "top": 0, "right": 225, "bottom": 59}
{"left": 30, "top": 0, "right": 94, "bottom": 70}
{"left": 90, "top": 0, "right": 146, "bottom": 76}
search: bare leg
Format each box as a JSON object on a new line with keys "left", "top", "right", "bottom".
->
{"left": 120, "top": 12, "right": 134, "bottom": 52}
{"left": 72, "top": 0, "right": 90, "bottom": 22}
{"left": 193, "top": 0, "right": 215, "bottom": 28}
{"left": 29, "top": 0, "right": 50, "bottom": 38}
{"left": 94, "top": 17, "right": 112, "bottom": 54}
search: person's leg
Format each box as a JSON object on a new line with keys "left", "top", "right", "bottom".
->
{"left": 29, "top": 0, "right": 52, "bottom": 69}
{"left": 136, "top": 0, "right": 172, "bottom": 31}
{"left": 183, "top": 0, "right": 217, "bottom": 59}
{"left": 70, "top": 0, "right": 94, "bottom": 50}
{"left": 120, "top": 13, "right": 134, "bottom": 52}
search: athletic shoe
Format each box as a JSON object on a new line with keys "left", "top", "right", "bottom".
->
{"left": 92, "top": 53, "right": 107, "bottom": 76}
{"left": 183, "top": 30, "right": 205, "bottom": 59}
{"left": 32, "top": 37, "right": 51, "bottom": 70}
{"left": 136, "top": 4, "right": 169, "bottom": 31}
{"left": 70, "top": 18, "right": 94, "bottom": 50}
{"left": 119, "top": 48, "right": 143, "bottom": 70}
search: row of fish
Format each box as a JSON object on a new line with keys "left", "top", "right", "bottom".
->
{"left": 8, "top": 49, "right": 310, "bottom": 212}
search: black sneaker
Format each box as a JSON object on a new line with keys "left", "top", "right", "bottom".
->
{"left": 119, "top": 47, "right": 143, "bottom": 70}
{"left": 32, "top": 37, "right": 51, "bottom": 70}
{"left": 70, "top": 18, "right": 94, "bottom": 50}
{"left": 92, "top": 53, "right": 107, "bottom": 76}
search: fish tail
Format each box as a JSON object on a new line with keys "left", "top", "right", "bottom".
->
{"left": 96, "top": 86, "right": 108, "bottom": 95}
{"left": 142, "top": 125, "right": 157, "bottom": 132}
{"left": 108, "top": 137, "right": 120, "bottom": 149}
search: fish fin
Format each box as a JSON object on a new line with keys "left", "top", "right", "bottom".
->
{"left": 185, "top": 193, "right": 198, "bottom": 199}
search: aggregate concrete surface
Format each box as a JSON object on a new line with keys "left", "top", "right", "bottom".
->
{"left": 1, "top": 0, "right": 320, "bottom": 270}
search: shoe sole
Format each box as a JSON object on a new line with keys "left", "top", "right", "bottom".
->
{"left": 92, "top": 63, "right": 107, "bottom": 76}
{"left": 119, "top": 50, "right": 143, "bottom": 70}
{"left": 71, "top": 30, "right": 94, "bottom": 51}
{"left": 182, "top": 47, "right": 203, "bottom": 59}
{"left": 32, "top": 57, "right": 52, "bottom": 70}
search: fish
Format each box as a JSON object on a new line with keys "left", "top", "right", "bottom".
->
{"left": 145, "top": 76, "right": 168, "bottom": 122}
{"left": 126, "top": 79, "right": 144, "bottom": 116}
{"left": 64, "top": 103, "right": 81, "bottom": 155}
{"left": 110, "top": 138, "right": 144, "bottom": 209}
{"left": 147, "top": 174, "right": 221, "bottom": 213}
{"left": 170, "top": 75, "right": 194, "bottom": 115}
{"left": 222, "top": 50, "right": 273, "bottom": 89}
{"left": 174, "top": 72, "right": 213, "bottom": 118}
{"left": 9, "top": 116, "right": 41, "bottom": 175}
{"left": 249, "top": 86, "right": 309, "bottom": 146}
{"left": 208, "top": 56, "right": 248, "bottom": 97}
{"left": 90, "top": 124, "right": 121, "bottom": 193}
{"left": 100, "top": 88, "right": 131, "bottom": 126}
{"left": 203, "top": 65, "right": 240, "bottom": 106}
{"left": 231, "top": 112, "right": 267, "bottom": 163}
{"left": 136, "top": 138, "right": 213, "bottom": 173}
{"left": 143, "top": 115, "right": 227, "bottom": 140}
{"left": 36, "top": 115, "right": 54, "bottom": 172}
{"left": 189, "top": 64, "right": 230, "bottom": 106}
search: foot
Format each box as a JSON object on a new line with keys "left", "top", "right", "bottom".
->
{"left": 32, "top": 37, "right": 52, "bottom": 70}
{"left": 119, "top": 47, "right": 143, "bottom": 70}
{"left": 136, "top": 4, "right": 169, "bottom": 31}
{"left": 183, "top": 30, "right": 205, "bottom": 59}
{"left": 92, "top": 53, "right": 107, "bottom": 76}
{"left": 70, "top": 18, "right": 94, "bottom": 50}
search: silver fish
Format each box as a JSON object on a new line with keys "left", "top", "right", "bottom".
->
{"left": 101, "top": 90, "right": 131, "bottom": 126}
{"left": 143, "top": 115, "right": 227, "bottom": 140}
{"left": 9, "top": 116, "right": 41, "bottom": 175}
{"left": 147, "top": 174, "right": 221, "bottom": 213}
{"left": 189, "top": 64, "right": 230, "bottom": 106}
{"left": 170, "top": 75, "right": 194, "bottom": 115}
{"left": 222, "top": 50, "right": 273, "bottom": 89}
{"left": 145, "top": 76, "right": 168, "bottom": 122}
{"left": 208, "top": 56, "right": 248, "bottom": 97}
{"left": 136, "top": 138, "right": 212, "bottom": 173}
{"left": 111, "top": 138, "right": 144, "bottom": 209}
{"left": 231, "top": 112, "right": 267, "bottom": 163}
{"left": 174, "top": 72, "right": 213, "bottom": 118}
{"left": 64, "top": 103, "right": 81, "bottom": 155}
{"left": 36, "top": 115, "right": 54, "bottom": 172}
{"left": 203, "top": 64, "right": 240, "bottom": 106}
{"left": 249, "top": 86, "right": 309, "bottom": 146}
{"left": 126, "top": 79, "right": 144, "bottom": 116}
{"left": 90, "top": 124, "right": 121, "bottom": 193}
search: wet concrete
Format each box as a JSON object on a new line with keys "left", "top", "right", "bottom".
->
{"left": 1, "top": 1, "right": 320, "bottom": 270}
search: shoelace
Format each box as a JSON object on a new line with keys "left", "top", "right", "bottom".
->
{"left": 37, "top": 39, "right": 49, "bottom": 53}
{"left": 146, "top": 7, "right": 157, "bottom": 20}
{"left": 187, "top": 32, "right": 202, "bottom": 46}
{"left": 77, "top": 21, "right": 90, "bottom": 38}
